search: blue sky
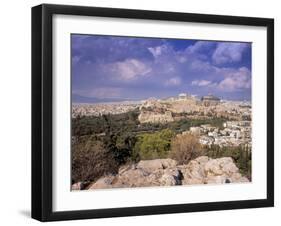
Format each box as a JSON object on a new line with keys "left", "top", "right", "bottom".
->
{"left": 72, "top": 34, "right": 251, "bottom": 101}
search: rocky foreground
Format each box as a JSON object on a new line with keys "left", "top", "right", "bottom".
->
{"left": 72, "top": 156, "right": 249, "bottom": 190}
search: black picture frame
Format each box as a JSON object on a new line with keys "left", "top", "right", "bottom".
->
{"left": 32, "top": 3, "right": 274, "bottom": 222}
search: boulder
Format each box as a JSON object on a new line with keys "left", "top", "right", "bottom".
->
{"left": 87, "top": 156, "right": 249, "bottom": 190}
{"left": 71, "top": 181, "right": 89, "bottom": 190}
{"left": 136, "top": 159, "right": 177, "bottom": 173}
{"left": 113, "top": 168, "right": 151, "bottom": 187}
{"left": 205, "top": 175, "right": 228, "bottom": 184}
{"left": 179, "top": 161, "right": 205, "bottom": 185}
{"left": 159, "top": 169, "right": 183, "bottom": 186}
{"left": 195, "top": 156, "right": 209, "bottom": 165}
{"left": 87, "top": 175, "right": 115, "bottom": 189}
{"left": 204, "top": 159, "right": 224, "bottom": 176}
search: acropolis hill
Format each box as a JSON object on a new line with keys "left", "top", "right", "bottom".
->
{"left": 72, "top": 93, "right": 251, "bottom": 123}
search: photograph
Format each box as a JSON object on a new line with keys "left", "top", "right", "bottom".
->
{"left": 71, "top": 34, "right": 252, "bottom": 191}
{"left": 30, "top": 3, "right": 274, "bottom": 221}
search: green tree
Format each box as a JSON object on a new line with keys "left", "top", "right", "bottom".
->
{"left": 133, "top": 129, "right": 175, "bottom": 160}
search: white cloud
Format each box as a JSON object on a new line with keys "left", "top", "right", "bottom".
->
{"left": 190, "top": 60, "right": 217, "bottom": 73}
{"left": 191, "top": 67, "right": 251, "bottom": 92}
{"left": 75, "top": 37, "right": 251, "bottom": 100}
{"left": 191, "top": 79, "right": 213, "bottom": 87}
{"left": 212, "top": 43, "right": 249, "bottom": 65}
{"left": 148, "top": 46, "right": 163, "bottom": 58}
{"left": 165, "top": 77, "right": 181, "bottom": 86}
{"left": 148, "top": 44, "right": 176, "bottom": 60}
{"left": 217, "top": 67, "right": 251, "bottom": 91}
{"left": 110, "top": 59, "right": 151, "bottom": 80}
{"left": 186, "top": 41, "right": 215, "bottom": 54}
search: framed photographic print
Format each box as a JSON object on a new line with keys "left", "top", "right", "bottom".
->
{"left": 32, "top": 4, "right": 274, "bottom": 221}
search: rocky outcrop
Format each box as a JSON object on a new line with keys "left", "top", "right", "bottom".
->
{"left": 85, "top": 156, "right": 249, "bottom": 190}
{"left": 71, "top": 181, "right": 90, "bottom": 190}
{"left": 178, "top": 156, "right": 249, "bottom": 185}
{"left": 138, "top": 111, "right": 174, "bottom": 124}
{"left": 137, "top": 158, "right": 177, "bottom": 172}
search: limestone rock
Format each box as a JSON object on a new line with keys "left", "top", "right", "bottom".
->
{"left": 179, "top": 160, "right": 205, "bottom": 185}
{"left": 71, "top": 181, "right": 89, "bottom": 190}
{"left": 137, "top": 159, "right": 177, "bottom": 173}
{"left": 87, "top": 156, "right": 249, "bottom": 190}
{"left": 113, "top": 168, "right": 151, "bottom": 187}
{"left": 87, "top": 175, "right": 115, "bottom": 189}
{"left": 159, "top": 169, "right": 183, "bottom": 186}
{"left": 138, "top": 111, "right": 174, "bottom": 124}
{"left": 205, "top": 175, "right": 228, "bottom": 184}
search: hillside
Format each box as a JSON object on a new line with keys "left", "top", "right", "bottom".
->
{"left": 72, "top": 156, "right": 249, "bottom": 190}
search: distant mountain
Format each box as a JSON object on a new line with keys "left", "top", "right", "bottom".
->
{"left": 72, "top": 94, "right": 136, "bottom": 103}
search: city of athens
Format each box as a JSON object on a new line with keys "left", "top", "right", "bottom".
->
{"left": 71, "top": 34, "right": 252, "bottom": 190}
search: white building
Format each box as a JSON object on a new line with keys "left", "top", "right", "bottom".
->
{"left": 178, "top": 93, "right": 188, "bottom": 100}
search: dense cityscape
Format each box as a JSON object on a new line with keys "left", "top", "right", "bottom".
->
{"left": 72, "top": 93, "right": 251, "bottom": 147}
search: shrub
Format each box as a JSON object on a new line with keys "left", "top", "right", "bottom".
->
{"left": 104, "top": 132, "right": 136, "bottom": 165}
{"left": 170, "top": 133, "right": 203, "bottom": 164}
{"left": 132, "top": 129, "right": 175, "bottom": 161}
{"left": 72, "top": 136, "right": 118, "bottom": 183}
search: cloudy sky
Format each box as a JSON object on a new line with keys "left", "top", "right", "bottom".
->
{"left": 72, "top": 34, "right": 251, "bottom": 101}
